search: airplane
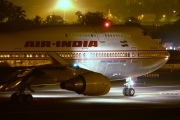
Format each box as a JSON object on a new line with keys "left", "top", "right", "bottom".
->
{"left": 0, "top": 25, "right": 170, "bottom": 102}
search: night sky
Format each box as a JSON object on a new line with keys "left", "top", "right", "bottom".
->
{"left": 8, "top": 0, "right": 125, "bottom": 20}
{"left": 7, "top": 0, "right": 180, "bottom": 22}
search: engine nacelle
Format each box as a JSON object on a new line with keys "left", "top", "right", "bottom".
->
{"left": 60, "top": 72, "right": 111, "bottom": 96}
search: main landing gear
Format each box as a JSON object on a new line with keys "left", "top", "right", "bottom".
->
{"left": 10, "top": 84, "right": 34, "bottom": 103}
{"left": 9, "top": 68, "right": 41, "bottom": 103}
{"left": 10, "top": 92, "right": 33, "bottom": 103}
{"left": 123, "top": 77, "right": 135, "bottom": 96}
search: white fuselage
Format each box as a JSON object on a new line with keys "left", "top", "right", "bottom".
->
{"left": 0, "top": 25, "right": 169, "bottom": 80}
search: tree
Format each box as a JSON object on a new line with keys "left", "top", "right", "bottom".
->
{"left": 33, "top": 15, "right": 43, "bottom": 27}
{"left": 6, "top": 2, "right": 15, "bottom": 21}
{"left": 75, "top": 11, "right": 111, "bottom": 26}
{"left": 0, "top": 0, "right": 9, "bottom": 22}
{"left": 0, "top": 0, "right": 28, "bottom": 31}
{"left": 124, "top": 16, "right": 141, "bottom": 27}
{"left": 44, "top": 15, "right": 64, "bottom": 25}
{"left": 75, "top": 11, "right": 85, "bottom": 25}
{"left": 0, "top": 0, "right": 26, "bottom": 23}
{"left": 12, "top": 6, "right": 26, "bottom": 22}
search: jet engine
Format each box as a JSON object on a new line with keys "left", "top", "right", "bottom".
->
{"left": 60, "top": 72, "right": 111, "bottom": 96}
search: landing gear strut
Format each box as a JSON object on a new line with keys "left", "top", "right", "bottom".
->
{"left": 9, "top": 68, "right": 40, "bottom": 103}
{"left": 123, "top": 77, "right": 135, "bottom": 96}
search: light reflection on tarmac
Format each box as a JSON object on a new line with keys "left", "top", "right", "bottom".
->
{"left": 1, "top": 84, "right": 180, "bottom": 104}
{"left": 1, "top": 84, "right": 180, "bottom": 119}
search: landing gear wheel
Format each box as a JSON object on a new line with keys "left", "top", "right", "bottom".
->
{"left": 123, "top": 88, "right": 128, "bottom": 96}
{"left": 123, "top": 77, "right": 136, "bottom": 96}
{"left": 26, "top": 94, "right": 33, "bottom": 102}
{"left": 10, "top": 93, "right": 18, "bottom": 102}
{"left": 123, "top": 88, "right": 135, "bottom": 96}
{"left": 10, "top": 93, "right": 33, "bottom": 103}
{"left": 128, "top": 88, "right": 135, "bottom": 96}
{"left": 17, "top": 94, "right": 25, "bottom": 103}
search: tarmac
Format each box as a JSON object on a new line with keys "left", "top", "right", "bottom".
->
{"left": 1, "top": 80, "right": 180, "bottom": 120}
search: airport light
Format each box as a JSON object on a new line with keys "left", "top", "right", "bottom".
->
{"left": 56, "top": 0, "right": 72, "bottom": 21}
{"left": 105, "top": 22, "right": 109, "bottom": 27}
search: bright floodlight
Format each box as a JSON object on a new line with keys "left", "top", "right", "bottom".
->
{"left": 57, "top": 0, "right": 71, "bottom": 10}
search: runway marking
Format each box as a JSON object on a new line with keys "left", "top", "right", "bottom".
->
{"left": 160, "top": 93, "right": 180, "bottom": 95}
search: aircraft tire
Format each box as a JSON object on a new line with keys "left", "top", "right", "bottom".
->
{"left": 10, "top": 93, "right": 18, "bottom": 102}
{"left": 17, "top": 94, "right": 25, "bottom": 103}
{"left": 10, "top": 93, "right": 33, "bottom": 103}
{"left": 123, "top": 88, "right": 128, "bottom": 96}
{"left": 26, "top": 94, "right": 33, "bottom": 102}
{"left": 128, "top": 88, "right": 135, "bottom": 96}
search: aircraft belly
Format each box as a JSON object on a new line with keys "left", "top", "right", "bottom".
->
{"left": 141, "top": 58, "right": 167, "bottom": 72}
{"left": 84, "top": 59, "right": 144, "bottom": 80}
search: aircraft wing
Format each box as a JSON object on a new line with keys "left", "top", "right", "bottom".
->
{"left": 0, "top": 52, "right": 111, "bottom": 98}
{"left": 47, "top": 52, "right": 69, "bottom": 66}
{"left": 0, "top": 52, "right": 69, "bottom": 90}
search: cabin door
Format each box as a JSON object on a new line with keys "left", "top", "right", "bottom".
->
{"left": 131, "top": 46, "right": 140, "bottom": 64}
{"left": 82, "top": 48, "right": 89, "bottom": 65}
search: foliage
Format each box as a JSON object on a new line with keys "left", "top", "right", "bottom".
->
{"left": 75, "top": 11, "right": 85, "bottom": 25}
{"left": 0, "top": 0, "right": 28, "bottom": 31}
{"left": 75, "top": 11, "right": 111, "bottom": 26}
{"left": 124, "top": 16, "right": 141, "bottom": 27}
{"left": 44, "top": 15, "right": 64, "bottom": 26}
{"left": 0, "top": 0, "right": 65, "bottom": 31}
{"left": 0, "top": 0, "right": 9, "bottom": 22}
{"left": 32, "top": 15, "right": 43, "bottom": 27}
{"left": 0, "top": 0, "right": 26, "bottom": 23}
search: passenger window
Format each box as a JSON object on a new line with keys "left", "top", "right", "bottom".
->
{"left": 64, "top": 53, "right": 67, "bottom": 58}
{"left": 62, "top": 54, "right": 64, "bottom": 57}
{"left": 77, "top": 53, "right": 79, "bottom": 57}
{"left": 73, "top": 53, "right": 76, "bottom": 58}
{"left": 132, "top": 53, "right": 134, "bottom": 57}
{"left": 83, "top": 53, "right": 86, "bottom": 58}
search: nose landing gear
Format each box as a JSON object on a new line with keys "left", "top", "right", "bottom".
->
{"left": 123, "top": 77, "right": 135, "bottom": 96}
